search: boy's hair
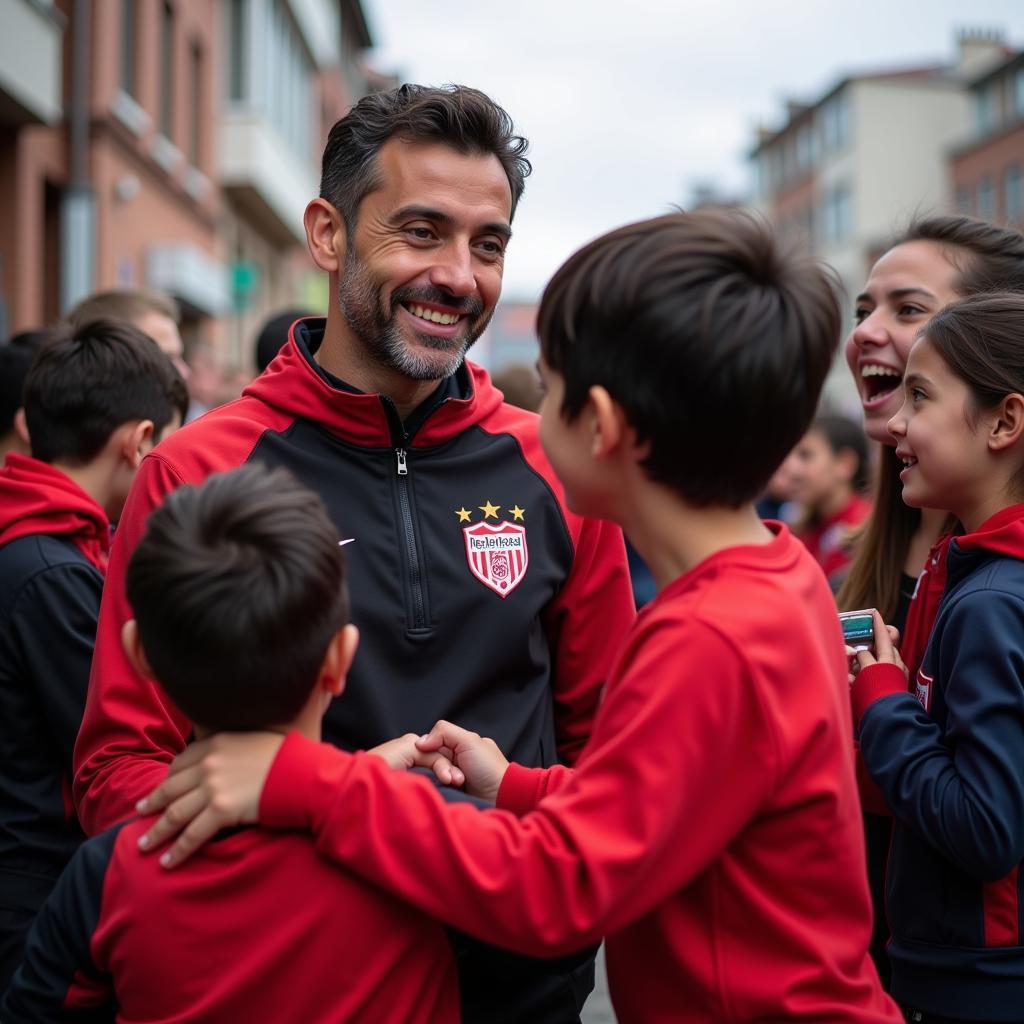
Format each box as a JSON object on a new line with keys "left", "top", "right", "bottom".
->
{"left": 811, "top": 413, "right": 869, "bottom": 493}
{"left": 67, "top": 288, "right": 181, "bottom": 328}
{"left": 125, "top": 465, "right": 350, "bottom": 731}
{"left": 537, "top": 210, "right": 841, "bottom": 507}
{"left": 320, "top": 83, "right": 531, "bottom": 227}
{"left": 24, "top": 319, "right": 187, "bottom": 465}
{"left": 0, "top": 343, "right": 37, "bottom": 436}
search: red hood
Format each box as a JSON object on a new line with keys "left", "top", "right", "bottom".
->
{"left": 956, "top": 503, "right": 1024, "bottom": 559}
{"left": 0, "top": 453, "right": 110, "bottom": 572}
{"left": 243, "top": 318, "right": 504, "bottom": 447}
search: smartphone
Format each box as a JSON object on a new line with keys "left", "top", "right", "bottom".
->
{"left": 839, "top": 609, "right": 876, "bottom": 653}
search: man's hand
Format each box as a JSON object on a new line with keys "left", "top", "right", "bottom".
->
{"left": 854, "top": 610, "right": 908, "bottom": 678}
{"left": 135, "top": 732, "right": 284, "bottom": 868}
{"left": 415, "top": 721, "right": 509, "bottom": 803}
{"left": 369, "top": 733, "right": 465, "bottom": 787}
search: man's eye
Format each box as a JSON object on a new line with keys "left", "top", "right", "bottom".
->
{"left": 477, "top": 239, "right": 505, "bottom": 256}
{"left": 407, "top": 227, "right": 435, "bottom": 240}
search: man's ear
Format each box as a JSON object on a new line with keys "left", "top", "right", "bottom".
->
{"left": 304, "top": 198, "right": 346, "bottom": 274}
{"left": 121, "top": 619, "right": 155, "bottom": 680}
{"left": 320, "top": 624, "right": 360, "bottom": 698}
{"left": 988, "top": 393, "right": 1024, "bottom": 452}
{"left": 13, "top": 407, "right": 29, "bottom": 446}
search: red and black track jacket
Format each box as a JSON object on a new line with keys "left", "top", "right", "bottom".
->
{"left": 1, "top": 817, "right": 460, "bottom": 1022}
{"left": 73, "top": 319, "right": 635, "bottom": 834}
{"left": 0, "top": 456, "right": 110, "bottom": 957}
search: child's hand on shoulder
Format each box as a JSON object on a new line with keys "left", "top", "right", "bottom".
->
{"left": 852, "top": 611, "right": 907, "bottom": 679}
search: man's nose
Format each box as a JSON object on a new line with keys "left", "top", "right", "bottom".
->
{"left": 428, "top": 243, "right": 476, "bottom": 297}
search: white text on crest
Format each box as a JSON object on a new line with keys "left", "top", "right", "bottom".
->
{"left": 469, "top": 535, "right": 525, "bottom": 551}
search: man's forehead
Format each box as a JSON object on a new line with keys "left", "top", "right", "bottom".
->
{"left": 368, "top": 138, "right": 513, "bottom": 221}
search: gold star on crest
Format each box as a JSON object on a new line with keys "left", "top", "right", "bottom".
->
{"left": 510, "top": 505, "right": 525, "bottom": 521}
{"left": 455, "top": 507, "right": 472, "bottom": 522}
{"left": 479, "top": 500, "right": 501, "bottom": 520}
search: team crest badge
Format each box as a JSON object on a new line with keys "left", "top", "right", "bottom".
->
{"left": 462, "top": 519, "right": 529, "bottom": 598}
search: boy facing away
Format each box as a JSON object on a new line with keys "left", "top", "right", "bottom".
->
{"left": 136, "top": 210, "right": 903, "bottom": 1022}
{"left": 2, "top": 464, "right": 460, "bottom": 1022}
{"left": 0, "top": 321, "right": 186, "bottom": 990}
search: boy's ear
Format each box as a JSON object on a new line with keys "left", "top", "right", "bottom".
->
{"left": 114, "top": 419, "right": 155, "bottom": 469}
{"left": 121, "top": 619, "right": 155, "bottom": 680}
{"left": 13, "top": 407, "right": 29, "bottom": 446}
{"left": 988, "top": 393, "right": 1024, "bottom": 452}
{"left": 587, "top": 386, "right": 647, "bottom": 461}
{"left": 834, "top": 446, "right": 858, "bottom": 484}
{"left": 304, "top": 198, "right": 346, "bottom": 275}
{"left": 320, "top": 624, "right": 360, "bottom": 698}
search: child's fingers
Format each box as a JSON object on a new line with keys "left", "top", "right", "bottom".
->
{"left": 418, "top": 719, "right": 481, "bottom": 756}
{"left": 855, "top": 648, "right": 877, "bottom": 672}
{"left": 137, "top": 787, "right": 210, "bottom": 853}
{"left": 156, "top": 807, "right": 229, "bottom": 869}
{"left": 136, "top": 764, "right": 204, "bottom": 815}
{"left": 871, "top": 610, "right": 896, "bottom": 661}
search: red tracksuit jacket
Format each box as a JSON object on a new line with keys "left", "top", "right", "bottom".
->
{"left": 257, "top": 526, "right": 901, "bottom": 1023}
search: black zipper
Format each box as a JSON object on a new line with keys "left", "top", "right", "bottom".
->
{"left": 382, "top": 398, "right": 428, "bottom": 632}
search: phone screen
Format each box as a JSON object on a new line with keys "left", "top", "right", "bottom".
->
{"left": 840, "top": 613, "right": 874, "bottom": 645}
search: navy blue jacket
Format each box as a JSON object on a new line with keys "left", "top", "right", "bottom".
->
{"left": 855, "top": 503, "right": 1024, "bottom": 1021}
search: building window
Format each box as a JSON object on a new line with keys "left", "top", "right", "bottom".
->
{"left": 796, "top": 124, "right": 814, "bottom": 173}
{"left": 975, "top": 84, "right": 999, "bottom": 137}
{"left": 189, "top": 41, "right": 202, "bottom": 166}
{"left": 264, "top": 0, "right": 312, "bottom": 161}
{"left": 159, "top": 2, "right": 174, "bottom": 139}
{"left": 228, "top": 0, "right": 246, "bottom": 101}
{"left": 820, "top": 92, "right": 850, "bottom": 152}
{"left": 1005, "top": 164, "right": 1023, "bottom": 223}
{"left": 1015, "top": 69, "right": 1024, "bottom": 119}
{"left": 821, "top": 184, "right": 852, "bottom": 245}
{"left": 956, "top": 184, "right": 974, "bottom": 216}
{"left": 120, "top": 0, "right": 136, "bottom": 97}
{"left": 978, "top": 173, "right": 995, "bottom": 221}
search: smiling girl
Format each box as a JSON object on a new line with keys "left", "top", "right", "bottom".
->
{"left": 853, "top": 293, "right": 1024, "bottom": 1024}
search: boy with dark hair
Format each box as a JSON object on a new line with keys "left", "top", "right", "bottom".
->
{"left": 2, "top": 464, "right": 459, "bottom": 1022}
{"left": 136, "top": 210, "right": 902, "bottom": 1021}
{"left": 0, "top": 320, "right": 185, "bottom": 989}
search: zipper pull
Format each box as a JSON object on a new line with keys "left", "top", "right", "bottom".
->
{"left": 396, "top": 448, "right": 408, "bottom": 476}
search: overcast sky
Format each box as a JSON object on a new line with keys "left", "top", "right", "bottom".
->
{"left": 363, "top": 1, "right": 1024, "bottom": 301}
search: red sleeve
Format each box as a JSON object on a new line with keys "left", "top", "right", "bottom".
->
{"left": 850, "top": 662, "right": 907, "bottom": 726}
{"left": 496, "top": 762, "right": 573, "bottom": 815}
{"left": 543, "top": 516, "right": 634, "bottom": 763}
{"left": 260, "top": 617, "right": 777, "bottom": 956}
{"left": 72, "top": 455, "right": 192, "bottom": 834}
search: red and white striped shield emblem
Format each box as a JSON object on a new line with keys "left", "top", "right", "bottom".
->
{"left": 463, "top": 520, "right": 529, "bottom": 598}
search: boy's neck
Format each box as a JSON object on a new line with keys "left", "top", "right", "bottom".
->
{"left": 192, "top": 708, "right": 323, "bottom": 745}
{"left": 51, "top": 458, "right": 110, "bottom": 513}
{"left": 621, "top": 482, "right": 773, "bottom": 593}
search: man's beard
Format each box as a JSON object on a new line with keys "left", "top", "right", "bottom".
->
{"left": 338, "top": 250, "right": 493, "bottom": 381}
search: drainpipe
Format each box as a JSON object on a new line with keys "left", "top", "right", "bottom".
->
{"left": 60, "top": 0, "right": 95, "bottom": 312}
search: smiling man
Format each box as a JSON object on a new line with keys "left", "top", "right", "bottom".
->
{"left": 72, "top": 84, "right": 634, "bottom": 1022}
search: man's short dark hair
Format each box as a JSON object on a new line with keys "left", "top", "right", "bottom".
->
{"left": 320, "top": 83, "right": 531, "bottom": 227}
{"left": 126, "top": 465, "right": 349, "bottom": 731}
{"left": 0, "top": 344, "right": 37, "bottom": 436}
{"left": 24, "top": 319, "right": 187, "bottom": 465}
{"left": 537, "top": 210, "right": 841, "bottom": 508}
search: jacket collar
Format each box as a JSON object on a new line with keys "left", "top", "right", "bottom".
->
{"left": 0, "top": 454, "right": 111, "bottom": 572}
{"left": 244, "top": 317, "right": 503, "bottom": 447}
